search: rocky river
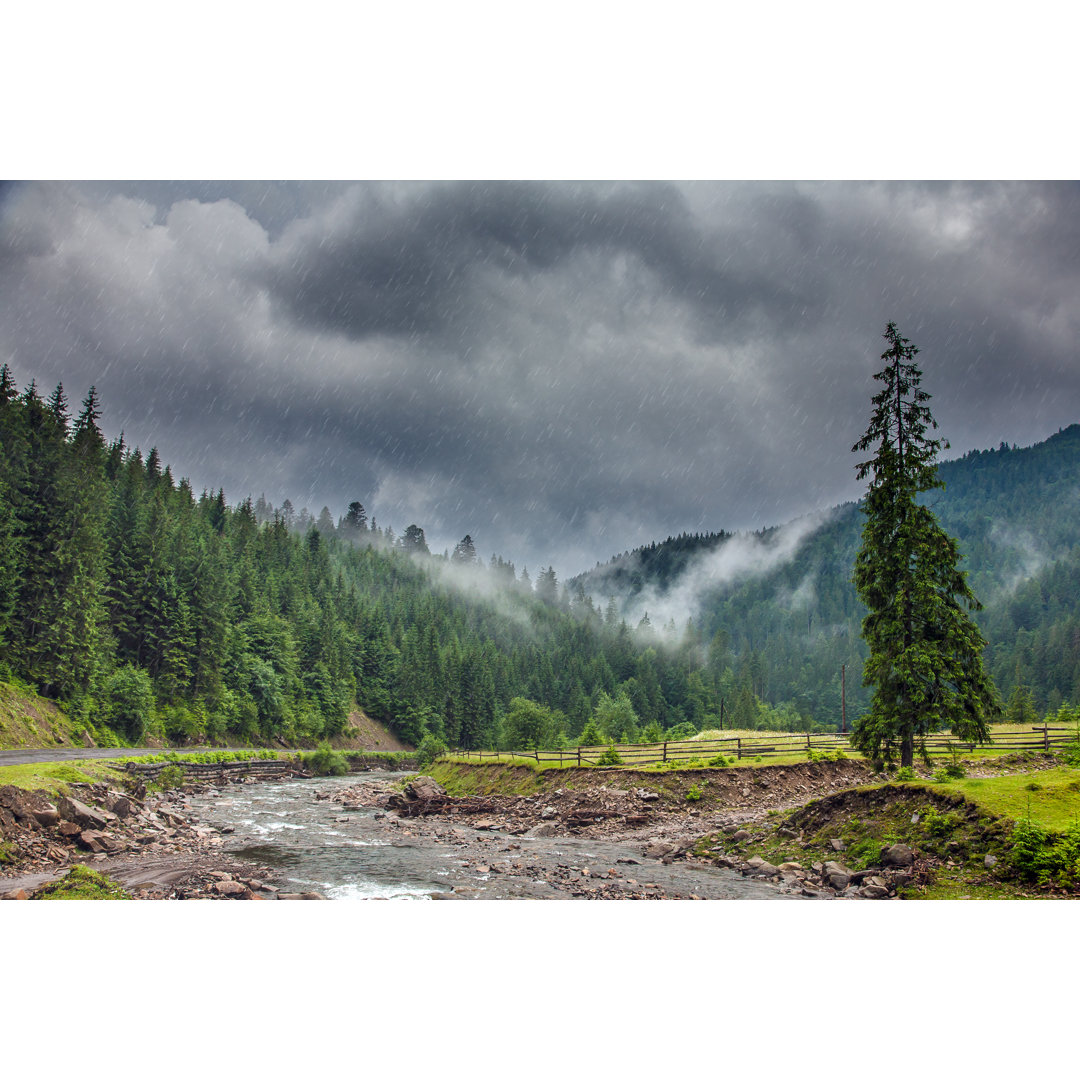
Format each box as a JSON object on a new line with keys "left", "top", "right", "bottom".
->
{"left": 183, "top": 773, "right": 798, "bottom": 900}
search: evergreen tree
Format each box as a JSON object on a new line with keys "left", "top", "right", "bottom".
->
{"left": 850, "top": 323, "right": 999, "bottom": 766}
{"left": 401, "top": 524, "right": 430, "bottom": 554}
{"left": 452, "top": 534, "right": 477, "bottom": 564}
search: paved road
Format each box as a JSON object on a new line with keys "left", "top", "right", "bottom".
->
{"left": 0, "top": 746, "right": 272, "bottom": 767}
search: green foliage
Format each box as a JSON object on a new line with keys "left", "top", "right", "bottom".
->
{"left": 415, "top": 734, "right": 449, "bottom": 770}
{"left": 1007, "top": 818, "right": 1080, "bottom": 888}
{"left": 851, "top": 324, "right": 999, "bottom": 767}
{"left": 918, "top": 805, "right": 962, "bottom": 838}
{"left": 152, "top": 764, "right": 186, "bottom": 790}
{"left": 686, "top": 783, "right": 703, "bottom": 801}
{"left": 933, "top": 762, "right": 967, "bottom": 781}
{"left": 35, "top": 864, "right": 130, "bottom": 900}
{"left": 708, "top": 754, "right": 730, "bottom": 767}
{"left": 103, "top": 664, "right": 154, "bottom": 742}
{"left": 595, "top": 745, "right": 623, "bottom": 766}
{"left": 593, "top": 691, "right": 639, "bottom": 744}
{"left": 303, "top": 741, "right": 349, "bottom": 777}
{"left": 894, "top": 766, "right": 917, "bottom": 781}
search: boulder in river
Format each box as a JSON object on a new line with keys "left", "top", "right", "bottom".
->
{"left": 405, "top": 776, "right": 446, "bottom": 801}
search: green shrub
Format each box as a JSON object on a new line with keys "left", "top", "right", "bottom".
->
{"left": 103, "top": 664, "right": 155, "bottom": 742}
{"left": 919, "top": 806, "right": 961, "bottom": 838}
{"left": 932, "top": 762, "right": 966, "bottom": 782}
{"left": 415, "top": 734, "right": 449, "bottom": 770}
{"left": 895, "top": 766, "right": 917, "bottom": 781}
{"left": 595, "top": 746, "right": 623, "bottom": 766}
{"left": 1004, "top": 807, "right": 1080, "bottom": 889}
{"left": 303, "top": 742, "right": 349, "bottom": 777}
{"left": 152, "top": 764, "right": 186, "bottom": 790}
{"left": 686, "top": 784, "right": 703, "bottom": 801}
{"left": 708, "top": 754, "right": 729, "bottom": 767}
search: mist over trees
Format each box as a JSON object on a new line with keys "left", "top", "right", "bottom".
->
{"left": 572, "top": 423, "right": 1080, "bottom": 731}
{"left": 0, "top": 369, "right": 782, "bottom": 750}
{"left": 3, "top": 364, "right": 1078, "bottom": 753}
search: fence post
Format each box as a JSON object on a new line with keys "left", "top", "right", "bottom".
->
{"left": 737, "top": 738, "right": 742, "bottom": 760}
{"left": 577, "top": 746, "right": 581, "bottom": 767}
{"left": 807, "top": 733, "right": 812, "bottom": 752}
{"left": 663, "top": 741, "right": 668, "bottom": 763}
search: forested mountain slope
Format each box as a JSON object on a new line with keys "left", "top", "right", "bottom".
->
{"left": 573, "top": 425, "right": 1080, "bottom": 722}
{"left": 0, "top": 369, "right": 741, "bottom": 749}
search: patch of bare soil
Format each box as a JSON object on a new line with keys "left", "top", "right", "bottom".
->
{"left": 326, "top": 709, "right": 413, "bottom": 752}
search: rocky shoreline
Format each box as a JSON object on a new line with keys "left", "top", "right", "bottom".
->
{"left": 0, "top": 778, "right": 313, "bottom": 899}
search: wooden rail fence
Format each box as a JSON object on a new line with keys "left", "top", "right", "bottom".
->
{"left": 454, "top": 725, "right": 1078, "bottom": 767}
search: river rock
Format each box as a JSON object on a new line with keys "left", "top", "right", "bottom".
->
{"left": 211, "top": 880, "right": 252, "bottom": 898}
{"left": 636, "top": 789, "right": 660, "bottom": 802}
{"left": 405, "top": 776, "right": 446, "bottom": 801}
{"left": 829, "top": 838, "right": 847, "bottom": 852}
{"left": 858, "top": 884, "right": 890, "bottom": 899}
{"left": 644, "top": 841, "right": 677, "bottom": 859}
{"left": 823, "top": 860, "right": 853, "bottom": 891}
{"left": 984, "top": 854, "right": 998, "bottom": 868}
{"left": 58, "top": 796, "right": 116, "bottom": 830}
{"left": 746, "top": 856, "right": 780, "bottom": 877}
{"left": 77, "top": 829, "right": 106, "bottom": 853}
{"left": 731, "top": 830, "right": 751, "bottom": 842}
{"left": 882, "top": 843, "right": 915, "bottom": 868}
{"left": 33, "top": 804, "right": 60, "bottom": 828}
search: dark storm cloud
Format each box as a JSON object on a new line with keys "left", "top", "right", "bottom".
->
{"left": 1, "top": 180, "right": 1078, "bottom": 577}
{"left": 264, "top": 181, "right": 821, "bottom": 343}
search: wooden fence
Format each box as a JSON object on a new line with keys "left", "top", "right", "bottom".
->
{"left": 453, "top": 725, "right": 1079, "bottom": 767}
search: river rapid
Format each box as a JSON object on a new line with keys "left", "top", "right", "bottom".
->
{"left": 184, "top": 773, "right": 801, "bottom": 900}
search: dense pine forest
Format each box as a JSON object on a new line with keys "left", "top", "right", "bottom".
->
{"left": 3, "top": 366, "right": 1078, "bottom": 751}
{"left": 0, "top": 369, "right": 770, "bottom": 750}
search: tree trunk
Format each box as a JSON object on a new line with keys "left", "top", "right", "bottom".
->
{"left": 901, "top": 733, "right": 914, "bottom": 768}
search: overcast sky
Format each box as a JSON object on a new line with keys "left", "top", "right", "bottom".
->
{"left": 1, "top": 180, "right": 1078, "bottom": 575}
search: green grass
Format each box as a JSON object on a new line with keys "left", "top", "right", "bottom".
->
{"left": 35, "top": 864, "right": 130, "bottom": 900}
{"left": 0, "top": 759, "right": 129, "bottom": 795}
{"left": 945, "top": 767, "right": 1080, "bottom": 832}
{"left": 118, "top": 749, "right": 280, "bottom": 765}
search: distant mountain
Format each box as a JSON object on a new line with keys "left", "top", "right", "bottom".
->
{"left": 572, "top": 425, "right": 1080, "bottom": 721}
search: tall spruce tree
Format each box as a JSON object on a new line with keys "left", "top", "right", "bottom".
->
{"left": 851, "top": 323, "right": 999, "bottom": 766}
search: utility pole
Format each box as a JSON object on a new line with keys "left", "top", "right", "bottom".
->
{"left": 841, "top": 664, "right": 847, "bottom": 734}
